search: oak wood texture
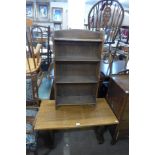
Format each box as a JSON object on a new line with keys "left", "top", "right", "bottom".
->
{"left": 56, "top": 83, "right": 97, "bottom": 105}
{"left": 34, "top": 98, "right": 119, "bottom": 130}
{"left": 54, "top": 41, "right": 101, "bottom": 61}
{"left": 106, "top": 74, "right": 129, "bottom": 143}
{"left": 54, "top": 29, "right": 103, "bottom": 39}
{"left": 54, "top": 29, "right": 103, "bottom": 106}
{"left": 55, "top": 62, "right": 99, "bottom": 83}
{"left": 33, "top": 43, "right": 42, "bottom": 56}
{"left": 26, "top": 58, "right": 41, "bottom": 74}
{"left": 110, "top": 75, "right": 129, "bottom": 93}
{"left": 26, "top": 43, "right": 42, "bottom": 74}
{"left": 33, "top": 37, "right": 47, "bottom": 43}
{"left": 26, "top": 18, "right": 33, "bottom": 27}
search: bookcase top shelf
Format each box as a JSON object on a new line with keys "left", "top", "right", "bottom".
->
{"left": 54, "top": 29, "right": 103, "bottom": 40}
{"left": 54, "top": 38, "right": 103, "bottom": 42}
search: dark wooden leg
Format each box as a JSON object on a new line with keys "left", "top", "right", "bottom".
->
{"left": 111, "top": 129, "right": 119, "bottom": 145}
{"left": 94, "top": 126, "right": 106, "bottom": 144}
{"left": 38, "top": 130, "right": 55, "bottom": 149}
{"left": 111, "top": 138, "right": 117, "bottom": 145}
{"left": 108, "top": 125, "right": 119, "bottom": 145}
{"left": 44, "top": 131, "right": 55, "bottom": 149}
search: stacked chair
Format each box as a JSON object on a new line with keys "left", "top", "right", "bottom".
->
{"left": 26, "top": 19, "right": 42, "bottom": 155}
{"left": 88, "top": 0, "right": 124, "bottom": 75}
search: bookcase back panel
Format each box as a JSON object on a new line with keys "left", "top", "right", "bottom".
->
{"left": 56, "top": 83, "right": 97, "bottom": 105}
{"left": 54, "top": 41, "right": 101, "bottom": 59}
{"left": 56, "top": 83, "right": 97, "bottom": 96}
{"left": 56, "top": 96, "right": 96, "bottom": 105}
{"left": 55, "top": 62, "right": 99, "bottom": 77}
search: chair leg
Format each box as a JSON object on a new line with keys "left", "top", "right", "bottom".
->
{"left": 124, "top": 54, "right": 129, "bottom": 69}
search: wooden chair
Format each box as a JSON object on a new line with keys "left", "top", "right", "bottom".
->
{"left": 26, "top": 18, "right": 33, "bottom": 27}
{"left": 26, "top": 21, "right": 39, "bottom": 155}
{"left": 88, "top": 0, "right": 124, "bottom": 75}
{"left": 26, "top": 34, "right": 42, "bottom": 105}
{"left": 26, "top": 27, "right": 42, "bottom": 75}
{"left": 26, "top": 19, "right": 43, "bottom": 103}
{"left": 114, "top": 23, "right": 129, "bottom": 69}
{"left": 26, "top": 19, "right": 45, "bottom": 92}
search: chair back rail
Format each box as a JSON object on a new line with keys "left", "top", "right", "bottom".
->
{"left": 88, "top": 0, "right": 124, "bottom": 44}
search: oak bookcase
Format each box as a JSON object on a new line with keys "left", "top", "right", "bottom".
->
{"left": 53, "top": 29, "right": 103, "bottom": 107}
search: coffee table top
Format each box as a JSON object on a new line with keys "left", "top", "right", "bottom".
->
{"left": 34, "top": 98, "right": 118, "bottom": 131}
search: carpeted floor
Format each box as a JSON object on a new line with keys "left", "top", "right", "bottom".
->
{"left": 27, "top": 128, "right": 129, "bottom": 155}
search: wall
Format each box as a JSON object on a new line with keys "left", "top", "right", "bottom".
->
{"left": 29, "top": 1, "right": 68, "bottom": 30}
{"left": 84, "top": 3, "right": 94, "bottom": 25}
{"left": 50, "top": 2, "right": 68, "bottom": 29}
{"left": 68, "top": 0, "right": 85, "bottom": 29}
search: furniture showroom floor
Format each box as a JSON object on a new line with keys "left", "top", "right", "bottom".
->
{"left": 27, "top": 129, "right": 129, "bottom": 155}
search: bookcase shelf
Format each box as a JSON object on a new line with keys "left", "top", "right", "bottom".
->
{"left": 56, "top": 96, "right": 96, "bottom": 106}
{"left": 55, "top": 57, "right": 100, "bottom": 62}
{"left": 54, "top": 29, "right": 103, "bottom": 107}
{"left": 56, "top": 76, "right": 98, "bottom": 84}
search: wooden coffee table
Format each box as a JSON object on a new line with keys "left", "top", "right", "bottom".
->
{"left": 34, "top": 98, "right": 118, "bottom": 130}
{"left": 34, "top": 98, "right": 118, "bottom": 145}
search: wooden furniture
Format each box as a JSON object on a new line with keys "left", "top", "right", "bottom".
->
{"left": 53, "top": 29, "right": 103, "bottom": 107}
{"left": 26, "top": 19, "right": 42, "bottom": 105}
{"left": 106, "top": 74, "right": 129, "bottom": 144}
{"left": 88, "top": 0, "right": 124, "bottom": 75}
{"left": 31, "top": 25, "right": 52, "bottom": 71}
{"left": 26, "top": 18, "right": 33, "bottom": 27}
{"left": 26, "top": 20, "right": 42, "bottom": 75}
{"left": 26, "top": 43, "right": 42, "bottom": 74}
{"left": 114, "top": 25, "right": 129, "bottom": 68}
{"left": 34, "top": 98, "right": 118, "bottom": 130}
{"left": 88, "top": 0, "right": 124, "bottom": 40}
{"left": 34, "top": 98, "right": 119, "bottom": 145}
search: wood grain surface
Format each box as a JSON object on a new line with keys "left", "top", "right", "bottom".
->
{"left": 34, "top": 98, "right": 118, "bottom": 130}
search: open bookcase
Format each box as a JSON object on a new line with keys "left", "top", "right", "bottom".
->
{"left": 54, "top": 29, "right": 103, "bottom": 107}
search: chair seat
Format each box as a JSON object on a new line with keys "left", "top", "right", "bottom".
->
{"left": 26, "top": 58, "right": 41, "bottom": 74}
{"left": 33, "top": 43, "right": 42, "bottom": 56}
{"left": 116, "top": 50, "right": 128, "bottom": 56}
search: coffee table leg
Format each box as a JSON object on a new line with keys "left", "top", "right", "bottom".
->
{"left": 111, "top": 129, "right": 119, "bottom": 145}
{"left": 38, "top": 130, "right": 55, "bottom": 149}
{"left": 46, "top": 130, "right": 55, "bottom": 149}
{"left": 94, "top": 126, "right": 106, "bottom": 144}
